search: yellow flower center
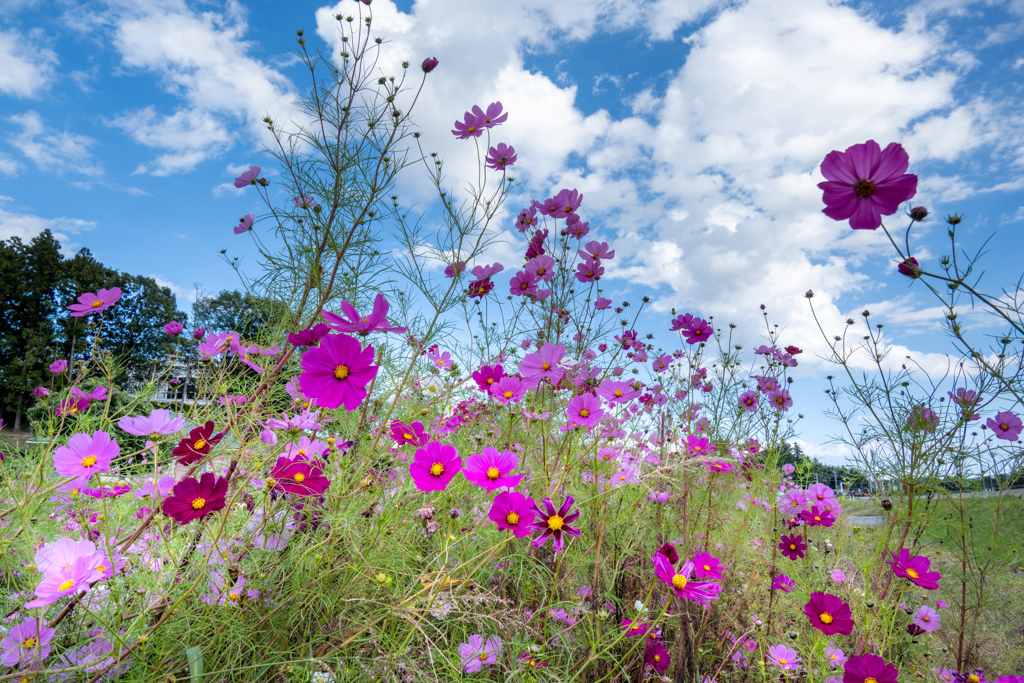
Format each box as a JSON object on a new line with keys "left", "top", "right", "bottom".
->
{"left": 487, "top": 378, "right": 495, "bottom": 384}
{"left": 229, "top": 592, "right": 239, "bottom": 601}
{"left": 478, "top": 653, "right": 488, "bottom": 661}
{"left": 789, "top": 544, "right": 797, "bottom": 551}
{"left": 192, "top": 498, "right": 206, "bottom": 510}
{"left": 69, "top": 406, "right": 79, "bottom": 413}
{"left": 779, "top": 658, "right": 788, "bottom": 665}
{"left": 334, "top": 365, "right": 349, "bottom": 380}
{"left": 671, "top": 574, "right": 688, "bottom": 590}
{"left": 906, "top": 568, "right": 919, "bottom": 579}
{"left": 704, "top": 564, "right": 711, "bottom": 571}
{"left": 194, "top": 439, "right": 207, "bottom": 450}
{"left": 654, "top": 655, "right": 661, "bottom": 662}
{"left": 404, "top": 433, "right": 413, "bottom": 441}
{"left": 548, "top": 515, "right": 564, "bottom": 531}
{"left": 486, "top": 467, "right": 500, "bottom": 480}
{"left": 923, "top": 616, "right": 930, "bottom": 622}
{"left": 819, "top": 612, "right": 833, "bottom": 624}
{"left": 430, "top": 463, "right": 444, "bottom": 477}
{"left": 95, "top": 566, "right": 106, "bottom": 573}
{"left": 814, "top": 516, "right": 821, "bottom": 521}
{"left": 503, "top": 391, "right": 513, "bottom": 398}
{"left": 537, "top": 267, "right": 546, "bottom": 276}
{"left": 969, "top": 676, "right": 979, "bottom": 683}
{"left": 467, "top": 126, "right": 476, "bottom": 133}
{"left": 506, "top": 512, "right": 519, "bottom": 525}
{"left": 59, "top": 580, "right": 74, "bottom": 591}
{"left": 542, "top": 362, "right": 551, "bottom": 370}
{"left": 91, "top": 300, "right": 102, "bottom": 308}
{"left": 23, "top": 637, "right": 36, "bottom": 648}
{"left": 81, "top": 455, "right": 97, "bottom": 467}
{"left": 866, "top": 678, "right": 878, "bottom": 683}
{"left": 613, "top": 390, "right": 622, "bottom": 396}
{"left": 579, "top": 409, "right": 589, "bottom": 418}
{"left": 293, "top": 473, "right": 306, "bottom": 483}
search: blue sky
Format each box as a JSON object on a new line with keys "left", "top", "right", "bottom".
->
{"left": 2, "top": 0, "right": 1023, "bottom": 463}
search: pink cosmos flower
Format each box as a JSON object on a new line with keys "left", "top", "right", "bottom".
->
{"left": 233, "top": 165, "right": 261, "bottom": 187}
{"left": 914, "top": 605, "right": 940, "bottom": 632}
{"left": 529, "top": 495, "right": 581, "bottom": 553}
{"left": 322, "top": 293, "right": 407, "bottom": 336}
{"left": 818, "top": 140, "right": 918, "bottom": 230}
{"left": 270, "top": 455, "right": 330, "bottom": 496}
{"left": 621, "top": 619, "right": 650, "bottom": 637}
{"left": 826, "top": 645, "right": 847, "bottom": 668}
{"left": 898, "top": 256, "right": 922, "bottom": 278}
{"left": 421, "top": 56, "right": 438, "bottom": 73}
{"left": 769, "top": 388, "right": 793, "bottom": 411}
{"left": 580, "top": 240, "right": 614, "bottom": 261}
{"left": 831, "top": 569, "right": 847, "bottom": 582}
{"left": 804, "top": 592, "right": 855, "bottom": 635}
{"left": 515, "top": 206, "right": 538, "bottom": 232}
{"left": 575, "top": 258, "right": 604, "bottom": 282}
{"left": 34, "top": 537, "right": 102, "bottom": 577}
{"left": 525, "top": 255, "right": 556, "bottom": 281}
{"left": 519, "top": 343, "right": 566, "bottom": 387}
{"left": 594, "top": 297, "right": 611, "bottom": 310}
{"left": 444, "top": 260, "right": 466, "bottom": 277}
{"left": 597, "top": 380, "right": 637, "bottom": 404}
{"left": 772, "top": 574, "right": 794, "bottom": 592}
{"left": 843, "top": 654, "right": 899, "bottom": 683}
{"left": 692, "top": 552, "right": 725, "bottom": 580}
{"left": 118, "top": 409, "right": 186, "bottom": 439}
{"left": 287, "top": 323, "right": 331, "bottom": 348}
{"left": 567, "top": 393, "right": 604, "bottom": 429}
{"left": 49, "top": 359, "right": 68, "bottom": 374}
{"left": 463, "top": 447, "right": 523, "bottom": 491}
{"left": 0, "top": 617, "right": 54, "bottom": 666}
{"left": 299, "top": 333, "right": 378, "bottom": 411}
{"left": 427, "top": 346, "right": 452, "bottom": 368}
{"left": 458, "top": 634, "right": 502, "bottom": 673}
{"left": 452, "top": 110, "right": 485, "bottom": 139}
{"left": 409, "top": 441, "right": 462, "bottom": 492}
{"left": 161, "top": 472, "right": 229, "bottom": 524}
{"left": 534, "top": 188, "right": 582, "bottom": 219}
{"left": 779, "top": 533, "right": 807, "bottom": 560}
{"left": 172, "top": 420, "right": 224, "bottom": 465}
{"left": 293, "top": 194, "right": 318, "bottom": 209}
{"left": 472, "top": 364, "right": 505, "bottom": 392}
{"left": 948, "top": 388, "right": 981, "bottom": 420}
{"left": 738, "top": 390, "right": 758, "bottom": 412}
{"left": 233, "top": 213, "right": 254, "bottom": 234}
{"left": 390, "top": 420, "right": 430, "bottom": 447}
{"left": 653, "top": 553, "right": 722, "bottom": 603}
{"left": 652, "top": 354, "right": 672, "bottom": 373}
{"left": 486, "top": 143, "right": 516, "bottom": 170}
{"left": 53, "top": 431, "right": 119, "bottom": 486}
{"left": 646, "top": 638, "right": 670, "bottom": 674}
{"left": 768, "top": 644, "right": 802, "bottom": 670}
{"left": 67, "top": 287, "right": 122, "bottom": 317}
{"left": 800, "top": 505, "right": 836, "bottom": 527}
{"left": 510, "top": 270, "right": 539, "bottom": 296}
{"left": 986, "top": 411, "right": 1022, "bottom": 441}
{"left": 889, "top": 549, "right": 941, "bottom": 589}
{"left": 491, "top": 376, "right": 525, "bottom": 405}
{"left": 682, "top": 317, "right": 712, "bottom": 344}
{"left": 24, "top": 555, "right": 100, "bottom": 609}
{"left": 473, "top": 102, "right": 508, "bottom": 128}
{"left": 488, "top": 490, "right": 535, "bottom": 538}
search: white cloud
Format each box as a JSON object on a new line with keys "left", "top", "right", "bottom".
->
{"left": 0, "top": 154, "right": 19, "bottom": 176}
{"left": 0, "top": 28, "right": 58, "bottom": 98}
{"left": 0, "top": 204, "right": 95, "bottom": 246}
{"left": 6, "top": 111, "right": 103, "bottom": 176}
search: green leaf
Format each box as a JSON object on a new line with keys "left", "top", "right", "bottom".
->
{"left": 185, "top": 645, "right": 203, "bottom": 681}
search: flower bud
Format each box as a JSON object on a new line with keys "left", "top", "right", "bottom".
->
{"left": 897, "top": 257, "right": 922, "bottom": 279}
{"left": 421, "top": 56, "right": 439, "bottom": 73}
{"left": 881, "top": 498, "right": 893, "bottom": 511}
{"left": 33, "top": 386, "right": 51, "bottom": 399}
{"left": 909, "top": 206, "right": 929, "bottom": 221}
{"left": 193, "top": 327, "right": 206, "bottom": 340}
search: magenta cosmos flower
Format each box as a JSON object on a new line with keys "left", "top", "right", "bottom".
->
{"left": 299, "top": 333, "right": 378, "bottom": 411}
{"left": 486, "top": 143, "right": 516, "bottom": 171}
{"left": 53, "top": 431, "right": 119, "bottom": 485}
{"left": 779, "top": 533, "right": 807, "bottom": 560}
{"left": 488, "top": 491, "right": 535, "bottom": 538}
{"left": 234, "top": 165, "right": 261, "bottom": 187}
{"left": 800, "top": 505, "right": 836, "bottom": 527}
{"left": 24, "top": 555, "right": 100, "bottom": 609}
{"left": 472, "top": 364, "right": 505, "bottom": 392}
{"left": 818, "top": 140, "right": 918, "bottom": 230}
{"left": 519, "top": 342, "right": 566, "bottom": 387}
{"left": 692, "top": 552, "right": 725, "bottom": 580}
{"left": 463, "top": 447, "right": 523, "bottom": 492}
{"left": 772, "top": 573, "right": 795, "bottom": 592}
{"left": 843, "top": 654, "right": 899, "bottom": 683}
{"left": 49, "top": 359, "right": 68, "bottom": 374}
{"left": 161, "top": 472, "right": 228, "bottom": 524}
{"left": 118, "top": 409, "right": 186, "bottom": 439}
{"left": 270, "top": 455, "right": 330, "bottom": 496}
{"left": 473, "top": 102, "right": 508, "bottom": 128}
{"left": 452, "top": 110, "right": 485, "bottom": 139}
{"left": 409, "top": 441, "right": 462, "bottom": 492}
{"left": 804, "top": 592, "right": 855, "bottom": 635}
{"left": 421, "top": 56, "right": 438, "bottom": 73}
{"left": 458, "top": 634, "right": 502, "bottom": 673}
{"left": 172, "top": 420, "right": 224, "bottom": 465}
{"left": 653, "top": 553, "right": 722, "bottom": 603}
{"left": 529, "top": 495, "right": 581, "bottom": 553}
{"left": 739, "top": 390, "right": 758, "bottom": 411}
{"left": 390, "top": 420, "right": 429, "bottom": 447}
{"left": 567, "top": 393, "right": 604, "bottom": 429}
{"left": 889, "top": 549, "right": 941, "bottom": 589}
{"left": 322, "top": 293, "right": 406, "bottom": 336}
{"left": 67, "top": 287, "right": 122, "bottom": 316}
{"left": 0, "top": 617, "right": 54, "bottom": 666}
{"left": 986, "top": 411, "right": 1022, "bottom": 441}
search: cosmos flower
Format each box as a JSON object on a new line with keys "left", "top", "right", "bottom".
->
{"left": 299, "top": 333, "right": 378, "bottom": 411}
{"left": 567, "top": 393, "right": 604, "bottom": 429}
{"left": 519, "top": 343, "right": 566, "bottom": 387}
{"left": 171, "top": 420, "right": 224, "bottom": 466}
{"left": 913, "top": 605, "right": 940, "bottom": 632}
{"left": 421, "top": 56, "right": 439, "bottom": 72}
{"left": 597, "top": 380, "right": 638, "bottom": 404}
{"left": 24, "top": 555, "right": 101, "bottom": 609}
{"left": 692, "top": 552, "right": 725, "bottom": 580}
{"left": 800, "top": 505, "right": 836, "bottom": 527}
{"left": 652, "top": 553, "right": 722, "bottom": 603}
{"left": 471, "top": 364, "right": 505, "bottom": 392}
{"left": 771, "top": 574, "right": 795, "bottom": 592}
{"left": 818, "top": 140, "right": 918, "bottom": 230}
{"left": 843, "top": 654, "right": 899, "bottom": 683}
{"left": 463, "top": 447, "right": 523, "bottom": 492}
{"left": 67, "top": 288, "right": 122, "bottom": 317}
{"left": 161, "top": 473, "right": 229, "bottom": 524}
{"left": 804, "top": 592, "right": 855, "bottom": 636}
{"left": 233, "top": 213, "right": 254, "bottom": 234}
{"left": 529, "top": 495, "right": 581, "bottom": 553}
{"left": 986, "top": 411, "right": 1022, "bottom": 441}
{"left": 409, "top": 441, "right": 462, "bottom": 492}
{"left": 458, "top": 634, "right": 502, "bottom": 673}
{"left": 270, "top": 455, "right": 330, "bottom": 496}
{"left": 390, "top": 420, "right": 430, "bottom": 447}
{"left": 118, "top": 409, "right": 186, "bottom": 439}
{"left": 322, "top": 293, "right": 407, "bottom": 336}
{"left": 645, "top": 637, "right": 671, "bottom": 674}
{"left": 488, "top": 491, "right": 535, "bottom": 538}
{"left": 49, "top": 359, "right": 68, "bottom": 374}
{"left": 486, "top": 143, "right": 516, "bottom": 170}
{"left": 491, "top": 376, "right": 525, "bottom": 405}
{"left": 768, "top": 644, "right": 802, "bottom": 670}
{"left": 889, "top": 549, "right": 941, "bottom": 590}
{"left": 738, "top": 390, "right": 758, "bottom": 412}
{"left": 0, "top": 617, "right": 54, "bottom": 667}
{"left": 233, "top": 165, "right": 261, "bottom": 187}
{"left": 287, "top": 323, "right": 332, "bottom": 348}
{"left": 779, "top": 533, "right": 807, "bottom": 560}
{"left": 53, "top": 431, "right": 118, "bottom": 486}
{"left": 452, "top": 110, "right": 485, "bottom": 139}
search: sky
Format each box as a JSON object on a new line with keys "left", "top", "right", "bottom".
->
{"left": 2, "top": 0, "right": 1023, "bottom": 464}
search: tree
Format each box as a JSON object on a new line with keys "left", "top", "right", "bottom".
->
{"left": 192, "top": 290, "right": 286, "bottom": 341}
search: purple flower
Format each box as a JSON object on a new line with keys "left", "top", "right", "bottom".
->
{"left": 580, "top": 240, "right": 614, "bottom": 261}
{"left": 463, "top": 447, "right": 522, "bottom": 492}
{"left": 779, "top": 533, "right": 807, "bottom": 560}
{"left": 53, "top": 431, "right": 119, "bottom": 486}
{"left": 804, "top": 592, "right": 855, "bottom": 635}
{"left": 24, "top": 554, "right": 100, "bottom": 609}
{"left": 33, "top": 386, "right": 50, "bottom": 399}
{"left": 567, "top": 393, "right": 604, "bottom": 429}
{"left": 692, "top": 552, "right": 724, "bottom": 580}
{"left": 653, "top": 553, "right": 721, "bottom": 603}
{"left": 890, "top": 548, "right": 941, "bottom": 589}
{"left": 529, "top": 495, "right": 581, "bottom": 553}
{"left": 472, "top": 102, "right": 508, "bottom": 128}
{"left": 287, "top": 323, "right": 332, "bottom": 348}
{"left": 913, "top": 605, "right": 940, "bottom": 632}
{"left": 233, "top": 165, "right": 261, "bottom": 187}
{"left": 163, "top": 320, "right": 184, "bottom": 336}
{"left": 826, "top": 645, "right": 847, "bottom": 668}
{"left": 535, "top": 188, "right": 582, "bottom": 219}
{"left": 818, "top": 140, "right": 918, "bottom": 230}
{"left": 49, "top": 359, "right": 68, "bottom": 374}
{"left": 488, "top": 491, "right": 535, "bottom": 538}
{"left": 682, "top": 317, "right": 712, "bottom": 344}
{"left": 67, "top": 287, "right": 122, "bottom": 317}
{"left": 233, "top": 213, "right": 254, "bottom": 234}
{"left": 471, "top": 364, "right": 505, "bottom": 392}
{"left": 739, "top": 390, "right": 758, "bottom": 412}
{"left": 486, "top": 143, "right": 516, "bottom": 170}
{"left": 270, "top": 455, "right": 330, "bottom": 496}
{"left": 525, "top": 254, "right": 556, "bottom": 281}
{"left": 118, "top": 409, "right": 186, "bottom": 439}
{"left": 421, "top": 56, "right": 438, "bottom": 73}
{"left": 772, "top": 574, "right": 794, "bottom": 592}
{"left": 457, "top": 634, "right": 502, "bottom": 673}
{"left": 768, "top": 644, "right": 802, "bottom": 670}
{"left": 510, "top": 270, "right": 539, "bottom": 296}
{"left": 575, "top": 258, "right": 604, "bottom": 282}
{"left": 986, "top": 411, "right": 1022, "bottom": 441}
{"left": 844, "top": 654, "right": 899, "bottom": 683}
{"left": 0, "top": 617, "right": 55, "bottom": 666}
{"left": 323, "top": 293, "right": 406, "bottom": 336}
{"left": 409, "top": 441, "right": 462, "bottom": 492}
{"left": 898, "top": 256, "right": 922, "bottom": 278}
{"left": 452, "top": 110, "right": 485, "bottom": 139}
{"left": 298, "top": 334, "right": 378, "bottom": 411}
{"left": 519, "top": 342, "right": 566, "bottom": 387}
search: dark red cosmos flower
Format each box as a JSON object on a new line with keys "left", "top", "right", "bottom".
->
{"left": 656, "top": 541, "right": 679, "bottom": 565}
{"left": 779, "top": 533, "right": 807, "bottom": 560}
{"left": 270, "top": 455, "right": 330, "bottom": 496}
{"left": 162, "top": 473, "right": 228, "bottom": 524}
{"left": 172, "top": 421, "right": 224, "bottom": 466}
{"left": 843, "top": 654, "right": 899, "bottom": 683}
{"left": 804, "top": 592, "right": 855, "bottom": 635}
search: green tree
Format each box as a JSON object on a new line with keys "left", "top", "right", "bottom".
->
{"left": 192, "top": 289, "right": 286, "bottom": 341}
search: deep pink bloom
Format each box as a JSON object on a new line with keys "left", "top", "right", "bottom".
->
{"left": 525, "top": 255, "right": 556, "bottom": 282}
{"left": 510, "top": 270, "right": 539, "bottom": 296}
{"left": 682, "top": 317, "right": 712, "bottom": 344}
{"left": 486, "top": 143, "right": 516, "bottom": 170}
{"left": 685, "top": 434, "right": 714, "bottom": 456}
{"left": 780, "top": 533, "right": 807, "bottom": 560}
{"left": 621, "top": 618, "right": 649, "bottom": 637}
{"left": 118, "top": 409, "right": 186, "bottom": 439}
{"left": 491, "top": 376, "right": 525, "bottom": 405}
{"left": 24, "top": 555, "right": 99, "bottom": 609}
{"left": 515, "top": 206, "right": 538, "bottom": 232}
{"left": 488, "top": 490, "right": 535, "bottom": 538}
{"left": 772, "top": 574, "right": 794, "bottom": 592}
{"left": 233, "top": 214, "right": 254, "bottom": 234}
{"left": 575, "top": 258, "right": 604, "bottom": 282}
{"left": 519, "top": 343, "right": 566, "bottom": 386}
{"left": 171, "top": 420, "right": 224, "bottom": 465}
{"left": 987, "top": 411, "right": 1022, "bottom": 441}
{"left": 463, "top": 447, "right": 522, "bottom": 491}
{"left": 889, "top": 549, "right": 941, "bottom": 589}
{"left": 421, "top": 56, "right": 438, "bottom": 73}
{"left": 53, "top": 431, "right": 118, "bottom": 485}
{"left": 472, "top": 102, "right": 508, "bottom": 128}
{"left": 843, "top": 654, "right": 899, "bottom": 683}
{"left": 739, "top": 390, "right": 758, "bottom": 412}
{"left": 768, "top": 388, "right": 793, "bottom": 411}
{"left": 163, "top": 320, "right": 183, "bottom": 336}
{"left": 472, "top": 364, "right": 505, "bottom": 392}
{"left": 567, "top": 393, "right": 603, "bottom": 429}
{"left": 472, "top": 263, "right": 504, "bottom": 280}
{"left": 800, "top": 505, "right": 836, "bottom": 527}
{"left": 529, "top": 495, "right": 581, "bottom": 553}
{"left": 390, "top": 420, "right": 429, "bottom": 447}
{"left": 804, "top": 592, "right": 854, "bottom": 635}
{"left": 652, "top": 354, "right": 672, "bottom": 373}
{"left": 233, "top": 165, "right": 261, "bottom": 187}
{"left": 299, "top": 334, "right": 378, "bottom": 411}
{"left": 409, "top": 441, "right": 462, "bottom": 492}
{"left": 67, "top": 287, "right": 122, "bottom": 316}
{"left": 452, "top": 110, "right": 485, "bottom": 139}
{"left": 692, "top": 552, "right": 724, "bottom": 580}
{"left": 534, "top": 189, "right": 582, "bottom": 218}
{"left": 657, "top": 542, "right": 679, "bottom": 565}
{"left": 287, "top": 323, "right": 331, "bottom": 348}
{"left": 819, "top": 140, "right": 918, "bottom": 230}
{"left": 270, "top": 455, "right": 330, "bottom": 496}
{"left": 898, "top": 256, "right": 922, "bottom": 278}
{"left": 444, "top": 260, "right": 466, "bottom": 277}
{"left": 49, "top": 359, "right": 68, "bottom": 374}
{"left": 645, "top": 637, "right": 671, "bottom": 674}
{"left": 162, "top": 473, "right": 228, "bottom": 524}
{"left": 322, "top": 293, "right": 406, "bottom": 336}
{"left": 653, "top": 553, "right": 721, "bottom": 603}
{"left": 0, "top": 617, "right": 54, "bottom": 666}
{"left": 579, "top": 240, "right": 614, "bottom": 261}
{"left": 33, "top": 386, "right": 50, "bottom": 399}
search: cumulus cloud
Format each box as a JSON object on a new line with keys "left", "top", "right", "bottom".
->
{"left": 0, "top": 28, "right": 58, "bottom": 98}
{"left": 6, "top": 111, "right": 103, "bottom": 176}
{"left": 0, "top": 201, "right": 95, "bottom": 246}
